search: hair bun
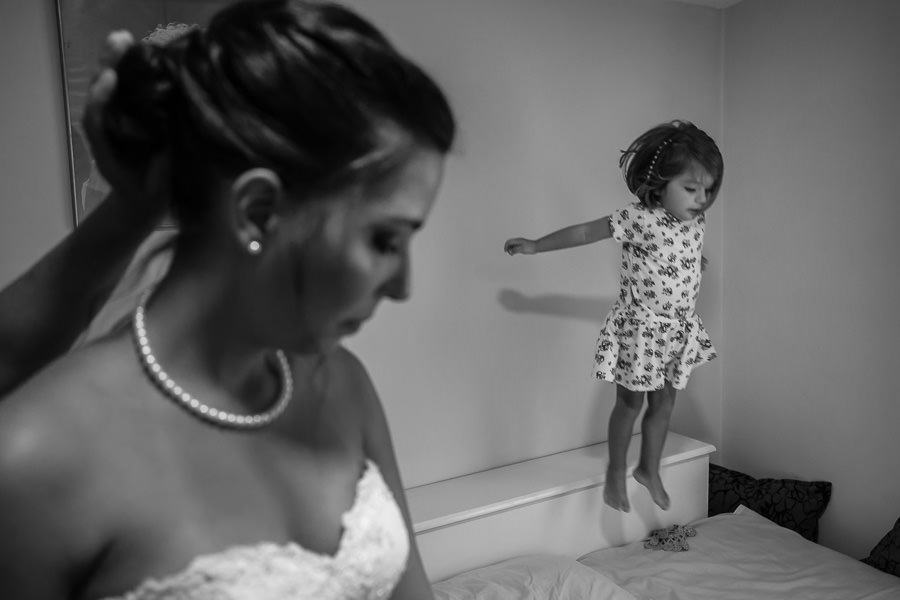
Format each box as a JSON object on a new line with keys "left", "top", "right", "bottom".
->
{"left": 102, "top": 41, "right": 182, "bottom": 166}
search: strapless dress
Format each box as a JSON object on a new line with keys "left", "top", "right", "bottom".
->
{"left": 99, "top": 459, "right": 409, "bottom": 600}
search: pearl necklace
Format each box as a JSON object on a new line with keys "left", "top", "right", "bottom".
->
{"left": 132, "top": 295, "right": 293, "bottom": 430}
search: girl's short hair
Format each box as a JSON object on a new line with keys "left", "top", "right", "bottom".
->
{"left": 619, "top": 120, "right": 723, "bottom": 208}
{"left": 103, "top": 0, "right": 456, "bottom": 234}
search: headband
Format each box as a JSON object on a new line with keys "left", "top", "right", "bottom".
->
{"left": 645, "top": 137, "right": 671, "bottom": 184}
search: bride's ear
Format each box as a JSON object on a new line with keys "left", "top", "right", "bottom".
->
{"left": 230, "top": 168, "right": 283, "bottom": 255}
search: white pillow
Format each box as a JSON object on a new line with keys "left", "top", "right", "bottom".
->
{"left": 432, "top": 554, "right": 638, "bottom": 600}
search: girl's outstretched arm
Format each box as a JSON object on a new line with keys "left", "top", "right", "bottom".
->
{"left": 504, "top": 215, "right": 612, "bottom": 255}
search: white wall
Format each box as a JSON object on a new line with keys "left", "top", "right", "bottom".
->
{"left": 0, "top": 0, "right": 72, "bottom": 286}
{"left": 721, "top": 0, "right": 900, "bottom": 558}
{"left": 342, "top": 0, "right": 724, "bottom": 487}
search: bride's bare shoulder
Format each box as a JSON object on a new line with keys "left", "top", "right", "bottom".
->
{"left": 0, "top": 338, "right": 130, "bottom": 594}
{"left": 0, "top": 333, "right": 138, "bottom": 466}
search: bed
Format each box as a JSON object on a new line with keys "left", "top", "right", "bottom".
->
{"left": 406, "top": 433, "right": 900, "bottom": 599}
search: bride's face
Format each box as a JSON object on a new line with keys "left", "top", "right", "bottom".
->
{"left": 268, "top": 146, "right": 445, "bottom": 354}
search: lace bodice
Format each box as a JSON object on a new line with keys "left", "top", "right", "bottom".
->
{"left": 100, "top": 460, "right": 409, "bottom": 600}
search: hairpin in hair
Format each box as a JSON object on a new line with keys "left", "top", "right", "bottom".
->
{"left": 645, "top": 138, "right": 672, "bottom": 183}
{"left": 143, "top": 22, "right": 198, "bottom": 46}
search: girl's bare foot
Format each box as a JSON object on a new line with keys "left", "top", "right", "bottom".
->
{"left": 604, "top": 467, "right": 631, "bottom": 512}
{"left": 634, "top": 467, "right": 670, "bottom": 510}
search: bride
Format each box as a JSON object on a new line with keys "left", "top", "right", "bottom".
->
{"left": 0, "top": 1, "right": 455, "bottom": 598}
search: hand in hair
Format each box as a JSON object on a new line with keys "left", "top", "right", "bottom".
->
{"left": 0, "top": 31, "right": 171, "bottom": 397}
{"left": 82, "top": 30, "right": 171, "bottom": 227}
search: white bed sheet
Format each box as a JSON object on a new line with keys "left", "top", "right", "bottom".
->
{"left": 577, "top": 505, "right": 900, "bottom": 600}
{"left": 432, "top": 554, "right": 640, "bottom": 600}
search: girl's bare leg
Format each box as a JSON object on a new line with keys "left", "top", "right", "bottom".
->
{"left": 604, "top": 385, "right": 644, "bottom": 512}
{"left": 633, "top": 382, "right": 676, "bottom": 510}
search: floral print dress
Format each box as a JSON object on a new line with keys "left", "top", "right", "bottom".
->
{"left": 592, "top": 202, "right": 716, "bottom": 391}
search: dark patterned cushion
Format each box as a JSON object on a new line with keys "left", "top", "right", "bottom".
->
{"left": 862, "top": 517, "right": 900, "bottom": 577}
{"left": 708, "top": 463, "right": 832, "bottom": 542}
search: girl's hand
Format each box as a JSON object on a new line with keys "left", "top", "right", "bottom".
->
{"left": 82, "top": 31, "right": 171, "bottom": 228}
{"left": 504, "top": 238, "right": 537, "bottom": 256}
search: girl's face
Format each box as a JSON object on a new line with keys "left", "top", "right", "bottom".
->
{"left": 269, "top": 146, "right": 445, "bottom": 354}
{"left": 659, "top": 162, "right": 715, "bottom": 222}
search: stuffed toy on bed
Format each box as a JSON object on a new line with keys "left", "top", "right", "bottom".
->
{"left": 643, "top": 524, "right": 697, "bottom": 552}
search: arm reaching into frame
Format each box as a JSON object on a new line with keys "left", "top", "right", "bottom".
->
{"left": 0, "top": 31, "right": 169, "bottom": 397}
{"left": 504, "top": 215, "right": 612, "bottom": 256}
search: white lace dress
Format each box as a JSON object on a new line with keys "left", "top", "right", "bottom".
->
{"left": 99, "top": 460, "right": 409, "bottom": 600}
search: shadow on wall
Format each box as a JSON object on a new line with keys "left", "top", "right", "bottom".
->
{"left": 497, "top": 289, "right": 617, "bottom": 324}
{"left": 496, "top": 288, "right": 633, "bottom": 444}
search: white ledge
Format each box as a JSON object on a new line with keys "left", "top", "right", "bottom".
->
{"left": 407, "top": 432, "right": 715, "bottom": 534}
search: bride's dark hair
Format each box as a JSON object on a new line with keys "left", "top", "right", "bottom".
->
{"left": 103, "top": 0, "right": 456, "bottom": 233}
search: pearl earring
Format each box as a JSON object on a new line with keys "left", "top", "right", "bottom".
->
{"left": 248, "top": 240, "right": 262, "bottom": 254}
